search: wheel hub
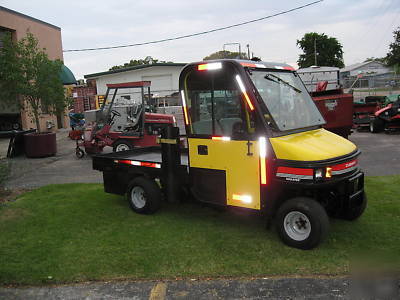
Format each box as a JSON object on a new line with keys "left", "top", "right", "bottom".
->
{"left": 131, "top": 186, "right": 146, "bottom": 209}
{"left": 116, "top": 144, "right": 130, "bottom": 152}
{"left": 284, "top": 211, "right": 311, "bottom": 241}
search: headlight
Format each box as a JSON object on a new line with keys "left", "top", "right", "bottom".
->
{"left": 315, "top": 169, "right": 324, "bottom": 179}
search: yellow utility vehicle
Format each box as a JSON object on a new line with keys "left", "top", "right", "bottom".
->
{"left": 93, "top": 59, "right": 366, "bottom": 249}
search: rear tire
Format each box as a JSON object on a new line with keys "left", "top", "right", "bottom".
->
{"left": 276, "top": 197, "right": 329, "bottom": 250}
{"left": 370, "top": 118, "right": 385, "bottom": 133}
{"left": 127, "top": 177, "right": 161, "bottom": 214}
{"left": 113, "top": 139, "right": 133, "bottom": 152}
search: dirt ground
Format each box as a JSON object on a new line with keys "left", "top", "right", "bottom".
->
{"left": 0, "top": 129, "right": 399, "bottom": 191}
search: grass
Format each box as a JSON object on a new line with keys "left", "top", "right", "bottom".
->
{"left": 0, "top": 176, "right": 399, "bottom": 285}
{"left": 0, "top": 159, "right": 9, "bottom": 187}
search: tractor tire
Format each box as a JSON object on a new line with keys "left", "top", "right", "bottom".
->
{"left": 275, "top": 197, "right": 329, "bottom": 250}
{"left": 75, "top": 148, "right": 85, "bottom": 159}
{"left": 113, "top": 139, "right": 133, "bottom": 152}
{"left": 370, "top": 118, "right": 385, "bottom": 133}
{"left": 127, "top": 177, "right": 161, "bottom": 214}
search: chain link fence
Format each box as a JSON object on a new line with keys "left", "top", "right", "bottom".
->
{"left": 342, "top": 75, "right": 400, "bottom": 89}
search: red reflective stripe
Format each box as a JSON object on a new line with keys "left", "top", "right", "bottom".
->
{"left": 141, "top": 162, "right": 157, "bottom": 168}
{"left": 240, "top": 62, "right": 257, "bottom": 68}
{"left": 106, "top": 81, "right": 151, "bottom": 88}
{"left": 331, "top": 159, "right": 357, "bottom": 171}
{"left": 283, "top": 66, "right": 295, "bottom": 71}
{"left": 117, "top": 160, "right": 132, "bottom": 165}
{"left": 277, "top": 166, "right": 313, "bottom": 176}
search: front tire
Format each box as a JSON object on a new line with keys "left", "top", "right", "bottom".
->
{"left": 127, "top": 177, "right": 161, "bottom": 214}
{"left": 113, "top": 139, "right": 133, "bottom": 152}
{"left": 276, "top": 197, "right": 329, "bottom": 250}
{"left": 76, "top": 148, "right": 84, "bottom": 159}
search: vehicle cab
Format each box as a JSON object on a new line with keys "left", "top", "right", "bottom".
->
{"left": 179, "top": 59, "right": 366, "bottom": 249}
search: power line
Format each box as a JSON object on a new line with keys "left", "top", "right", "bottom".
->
{"left": 63, "top": 0, "right": 323, "bottom": 53}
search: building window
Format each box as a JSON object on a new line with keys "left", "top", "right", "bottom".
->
{"left": 0, "top": 28, "right": 13, "bottom": 48}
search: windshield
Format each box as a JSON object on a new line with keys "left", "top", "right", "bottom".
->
{"left": 249, "top": 70, "right": 325, "bottom": 131}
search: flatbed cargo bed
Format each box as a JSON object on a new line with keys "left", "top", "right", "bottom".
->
{"left": 92, "top": 145, "right": 189, "bottom": 196}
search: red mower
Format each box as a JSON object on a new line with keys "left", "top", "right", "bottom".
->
{"left": 370, "top": 95, "right": 400, "bottom": 133}
{"left": 75, "top": 81, "right": 175, "bottom": 158}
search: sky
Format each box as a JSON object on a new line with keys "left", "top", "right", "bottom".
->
{"left": 1, "top": 0, "right": 399, "bottom": 79}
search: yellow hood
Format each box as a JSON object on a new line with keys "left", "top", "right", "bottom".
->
{"left": 269, "top": 128, "right": 357, "bottom": 161}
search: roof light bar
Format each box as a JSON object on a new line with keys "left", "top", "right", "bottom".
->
{"left": 198, "top": 62, "right": 222, "bottom": 71}
{"left": 235, "top": 75, "right": 255, "bottom": 111}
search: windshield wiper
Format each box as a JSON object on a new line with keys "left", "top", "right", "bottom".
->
{"left": 264, "top": 73, "right": 302, "bottom": 93}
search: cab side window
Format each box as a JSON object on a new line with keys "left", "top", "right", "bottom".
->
{"left": 184, "top": 64, "right": 251, "bottom": 138}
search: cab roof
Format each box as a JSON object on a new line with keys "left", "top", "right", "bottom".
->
{"left": 186, "top": 59, "right": 295, "bottom": 71}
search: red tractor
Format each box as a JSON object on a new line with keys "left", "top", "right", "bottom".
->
{"left": 75, "top": 81, "right": 175, "bottom": 158}
{"left": 370, "top": 95, "right": 400, "bottom": 133}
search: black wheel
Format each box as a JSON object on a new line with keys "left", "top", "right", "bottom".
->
{"left": 113, "top": 139, "right": 133, "bottom": 152}
{"left": 127, "top": 177, "right": 161, "bottom": 214}
{"left": 76, "top": 148, "right": 85, "bottom": 159}
{"left": 370, "top": 118, "right": 385, "bottom": 133}
{"left": 337, "top": 192, "right": 367, "bottom": 221}
{"left": 275, "top": 197, "right": 329, "bottom": 250}
{"left": 12, "top": 122, "right": 21, "bottom": 130}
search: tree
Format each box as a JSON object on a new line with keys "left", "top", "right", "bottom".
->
{"left": 203, "top": 50, "right": 248, "bottom": 61}
{"left": 364, "top": 57, "right": 386, "bottom": 64}
{"left": 0, "top": 32, "right": 65, "bottom": 132}
{"left": 109, "top": 56, "right": 172, "bottom": 71}
{"left": 297, "top": 32, "right": 344, "bottom": 68}
{"left": 386, "top": 27, "right": 400, "bottom": 68}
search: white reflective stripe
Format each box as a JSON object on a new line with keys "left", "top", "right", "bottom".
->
{"left": 259, "top": 136, "right": 267, "bottom": 158}
{"left": 274, "top": 66, "right": 284, "bottom": 69}
{"left": 332, "top": 166, "right": 357, "bottom": 175}
{"left": 131, "top": 161, "right": 141, "bottom": 166}
{"left": 255, "top": 64, "right": 266, "bottom": 68}
{"left": 180, "top": 90, "right": 187, "bottom": 106}
{"left": 155, "top": 163, "right": 161, "bottom": 168}
{"left": 276, "top": 173, "right": 313, "bottom": 180}
{"left": 235, "top": 75, "right": 246, "bottom": 93}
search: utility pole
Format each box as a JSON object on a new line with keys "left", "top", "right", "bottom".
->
{"left": 314, "top": 37, "right": 317, "bottom": 66}
{"left": 246, "top": 44, "right": 250, "bottom": 59}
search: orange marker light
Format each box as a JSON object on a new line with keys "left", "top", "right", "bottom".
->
{"left": 326, "top": 167, "right": 332, "bottom": 178}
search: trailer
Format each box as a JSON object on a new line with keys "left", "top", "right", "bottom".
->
{"left": 93, "top": 59, "right": 366, "bottom": 250}
{"left": 297, "top": 67, "right": 354, "bottom": 138}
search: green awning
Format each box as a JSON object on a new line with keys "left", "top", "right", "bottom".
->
{"left": 60, "top": 64, "right": 77, "bottom": 85}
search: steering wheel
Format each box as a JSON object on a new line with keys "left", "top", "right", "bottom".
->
{"left": 111, "top": 109, "right": 121, "bottom": 117}
{"left": 108, "top": 109, "right": 122, "bottom": 125}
